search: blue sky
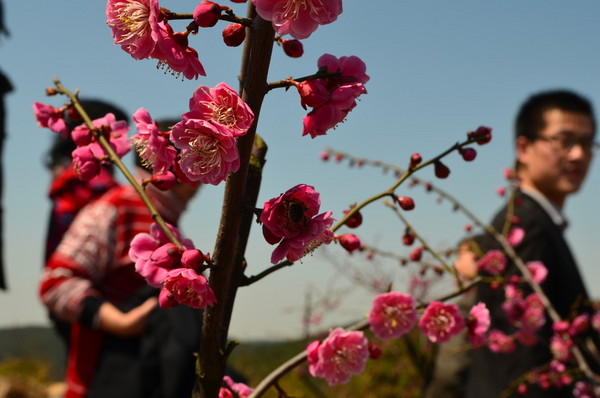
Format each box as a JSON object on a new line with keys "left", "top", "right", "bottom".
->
{"left": 1, "top": 1, "right": 600, "bottom": 340}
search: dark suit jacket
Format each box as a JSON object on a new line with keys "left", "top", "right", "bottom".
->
{"left": 465, "top": 191, "right": 596, "bottom": 398}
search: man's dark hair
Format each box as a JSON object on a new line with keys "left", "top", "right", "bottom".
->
{"left": 515, "top": 89, "right": 596, "bottom": 141}
{"left": 45, "top": 98, "right": 129, "bottom": 170}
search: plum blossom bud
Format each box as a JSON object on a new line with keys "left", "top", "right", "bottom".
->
{"left": 193, "top": 1, "right": 222, "bottom": 28}
{"left": 67, "top": 106, "right": 83, "bottom": 122}
{"left": 368, "top": 343, "right": 382, "bottom": 359}
{"left": 147, "top": 171, "right": 177, "bottom": 190}
{"left": 181, "top": 249, "right": 205, "bottom": 270}
{"left": 409, "top": 153, "right": 422, "bottom": 169}
{"left": 282, "top": 39, "right": 304, "bottom": 58}
{"left": 459, "top": 147, "right": 477, "bottom": 161}
{"left": 337, "top": 234, "right": 361, "bottom": 253}
{"left": 396, "top": 196, "right": 415, "bottom": 211}
{"left": 496, "top": 186, "right": 506, "bottom": 197}
{"left": 434, "top": 161, "right": 450, "bottom": 179}
{"left": 409, "top": 247, "right": 422, "bottom": 262}
{"left": 402, "top": 230, "right": 415, "bottom": 246}
{"left": 319, "top": 151, "right": 330, "bottom": 161}
{"left": 468, "top": 125, "right": 492, "bottom": 145}
{"left": 343, "top": 207, "right": 363, "bottom": 229}
{"left": 222, "top": 23, "right": 246, "bottom": 46}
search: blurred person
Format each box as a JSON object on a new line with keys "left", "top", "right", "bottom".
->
{"left": 39, "top": 113, "right": 203, "bottom": 398}
{"left": 463, "top": 90, "right": 600, "bottom": 397}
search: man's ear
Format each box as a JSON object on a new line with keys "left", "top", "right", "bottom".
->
{"left": 515, "top": 136, "right": 532, "bottom": 168}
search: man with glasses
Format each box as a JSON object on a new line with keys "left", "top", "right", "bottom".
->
{"left": 463, "top": 90, "right": 600, "bottom": 397}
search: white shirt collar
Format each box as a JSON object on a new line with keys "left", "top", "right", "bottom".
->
{"left": 520, "top": 187, "right": 568, "bottom": 230}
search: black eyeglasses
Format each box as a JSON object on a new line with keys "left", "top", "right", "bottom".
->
{"left": 536, "top": 134, "right": 599, "bottom": 154}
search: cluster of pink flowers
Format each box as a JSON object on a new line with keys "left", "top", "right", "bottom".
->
{"left": 252, "top": 0, "right": 343, "bottom": 40}
{"left": 218, "top": 376, "right": 253, "bottom": 398}
{"left": 131, "top": 82, "right": 254, "bottom": 186}
{"left": 306, "top": 328, "right": 369, "bottom": 386}
{"left": 129, "top": 222, "right": 216, "bottom": 308}
{"left": 106, "top": 0, "right": 206, "bottom": 79}
{"left": 294, "top": 54, "right": 369, "bottom": 138}
{"left": 259, "top": 184, "right": 334, "bottom": 263}
{"left": 34, "top": 103, "right": 131, "bottom": 181}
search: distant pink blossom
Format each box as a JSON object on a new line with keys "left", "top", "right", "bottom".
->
{"left": 507, "top": 227, "right": 524, "bottom": 246}
{"left": 467, "top": 302, "right": 490, "bottom": 348}
{"left": 260, "top": 184, "right": 334, "bottom": 263}
{"left": 170, "top": 118, "right": 240, "bottom": 185}
{"left": 495, "top": 186, "right": 506, "bottom": 197}
{"left": 550, "top": 335, "right": 573, "bottom": 362}
{"left": 569, "top": 313, "right": 590, "bottom": 336}
{"left": 487, "top": 329, "right": 516, "bottom": 353}
{"left": 252, "top": 0, "right": 343, "bottom": 40}
{"left": 418, "top": 301, "right": 465, "bottom": 343}
{"left": 573, "top": 381, "right": 595, "bottom": 398}
{"left": 33, "top": 102, "right": 68, "bottom": 137}
{"left": 306, "top": 328, "right": 369, "bottom": 386}
{"left": 218, "top": 376, "right": 253, "bottom": 398}
{"left": 131, "top": 108, "right": 177, "bottom": 173}
{"left": 477, "top": 250, "right": 506, "bottom": 275}
{"left": 129, "top": 223, "right": 194, "bottom": 287}
{"left": 526, "top": 261, "right": 548, "bottom": 284}
{"left": 521, "top": 293, "right": 546, "bottom": 332}
{"left": 154, "top": 22, "right": 206, "bottom": 79}
{"left": 185, "top": 83, "right": 254, "bottom": 136}
{"left": 106, "top": 0, "right": 162, "bottom": 60}
{"left": 160, "top": 268, "right": 216, "bottom": 308}
{"left": 368, "top": 292, "right": 417, "bottom": 340}
{"left": 337, "top": 233, "right": 361, "bottom": 253}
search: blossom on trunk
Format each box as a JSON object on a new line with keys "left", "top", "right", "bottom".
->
{"left": 368, "top": 292, "right": 417, "bottom": 340}
{"left": 260, "top": 184, "right": 334, "bottom": 263}
{"left": 33, "top": 102, "right": 68, "bottom": 137}
{"left": 252, "top": 0, "right": 343, "bottom": 40}
{"left": 131, "top": 108, "right": 177, "bottom": 173}
{"left": 106, "top": 0, "right": 162, "bottom": 60}
{"left": 218, "top": 376, "right": 253, "bottom": 398}
{"left": 185, "top": 83, "right": 254, "bottom": 136}
{"left": 418, "top": 301, "right": 465, "bottom": 343}
{"left": 170, "top": 118, "right": 240, "bottom": 185}
{"left": 306, "top": 328, "right": 369, "bottom": 386}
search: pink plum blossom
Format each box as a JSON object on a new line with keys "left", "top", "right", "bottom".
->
{"left": 526, "top": 261, "right": 548, "bottom": 284}
{"left": 306, "top": 328, "right": 369, "bottom": 386}
{"left": 368, "top": 292, "right": 417, "bottom": 340}
{"left": 33, "top": 102, "right": 68, "bottom": 137}
{"left": 573, "top": 381, "right": 595, "bottom": 398}
{"left": 71, "top": 144, "right": 104, "bottom": 181}
{"left": 252, "top": 0, "right": 343, "bottom": 40}
{"left": 106, "top": 0, "right": 162, "bottom": 60}
{"left": 185, "top": 82, "right": 254, "bottom": 136}
{"left": 218, "top": 376, "right": 253, "bottom": 398}
{"left": 487, "top": 329, "right": 516, "bottom": 353}
{"left": 131, "top": 108, "right": 177, "bottom": 172}
{"left": 507, "top": 227, "right": 525, "bottom": 246}
{"left": 170, "top": 118, "right": 240, "bottom": 185}
{"left": 160, "top": 268, "right": 216, "bottom": 309}
{"left": 569, "top": 313, "right": 590, "bottom": 336}
{"left": 476, "top": 249, "right": 506, "bottom": 275}
{"left": 260, "top": 184, "right": 334, "bottom": 263}
{"left": 154, "top": 22, "right": 207, "bottom": 79}
{"left": 129, "top": 223, "right": 194, "bottom": 287}
{"left": 466, "top": 302, "right": 490, "bottom": 348}
{"left": 550, "top": 335, "right": 573, "bottom": 362}
{"left": 418, "top": 301, "right": 465, "bottom": 343}
{"left": 318, "top": 54, "right": 370, "bottom": 85}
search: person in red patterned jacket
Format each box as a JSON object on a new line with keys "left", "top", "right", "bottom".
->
{"left": 40, "top": 124, "right": 201, "bottom": 397}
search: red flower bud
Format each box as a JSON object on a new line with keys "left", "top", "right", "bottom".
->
{"left": 459, "top": 147, "right": 477, "bottom": 161}
{"left": 282, "top": 39, "right": 304, "bottom": 58}
{"left": 222, "top": 23, "right": 246, "bottom": 47}
{"left": 343, "top": 207, "right": 363, "bottom": 229}
{"left": 368, "top": 343, "right": 382, "bottom": 359}
{"left": 434, "top": 161, "right": 450, "bottom": 179}
{"left": 396, "top": 196, "right": 415, "bottom": 211}
{"left": 148, "top": 171, "right": 177, "bottom": 190}
{"left": 409, "top": 247, "right": 422, "bottom": 262}
{"left": 337, "top": 234, "right": 362, "bottom": 253}
{"left": 181, "top": 249, "right": 205, "bottom": 271}
{"left": 193, "top": 1, "right": 222, "bottom": 28}
{"left": 468, "top": 125, "right": 492, "bottom": 145}
{"left": 319, "top": 151, "right": 330, "bottom": 161}
{"left": 402, "top": 231, "right": 415, "bottom": 246}
{"left": 409, "top": 153, "right": 422, "bottom": 168}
